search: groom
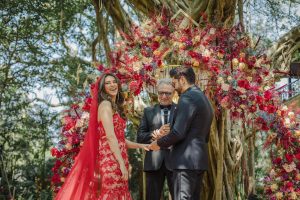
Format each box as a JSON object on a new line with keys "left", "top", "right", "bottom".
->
{"left": 149, "top": 66, "right": 213, "bottom": 200}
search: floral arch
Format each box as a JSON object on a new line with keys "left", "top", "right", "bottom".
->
{"left": 51, "top": 10, "right": 299, "bottom": 199}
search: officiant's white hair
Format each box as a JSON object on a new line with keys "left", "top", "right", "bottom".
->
{"left": 157, "top": 78, "right": 173, "bottom": 87}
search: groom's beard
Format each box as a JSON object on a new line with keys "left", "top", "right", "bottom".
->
{"left": 175, "top": 84, "right": 183, "bottom": 96}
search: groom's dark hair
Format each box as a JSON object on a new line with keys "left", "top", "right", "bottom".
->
{"left": 169, "top": 66, "right": 195, "bottom": 84}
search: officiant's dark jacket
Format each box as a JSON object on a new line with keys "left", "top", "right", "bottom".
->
{"left": 137, "top": 103, "right": 176, "bottom": 171}
{"left": 157, "top": 85, "right": 213, "bottom": 170}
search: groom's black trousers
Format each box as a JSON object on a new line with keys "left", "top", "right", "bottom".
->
{"left": 173, "top": 170, "right": 205, "bottom": 200}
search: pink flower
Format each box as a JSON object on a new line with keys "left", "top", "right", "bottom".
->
{"left": 220, "top": 96, "right": 230, "bottom": 108}
{"left": 129, "top": 80, "right": 142, "bottom": 95}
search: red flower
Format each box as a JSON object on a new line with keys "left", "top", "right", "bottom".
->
{"left": 295, "top": 153, "right": 300, "bottom": 161}
{"left": 285, "top": 181, "right": 293, "bottom": 189}
{"left": 273, "top": 157, "right": 282, "bottom": 165}
{"left": 237, "top": 79, "right": 250, "bottom": 89}
{"left": 202, "top": 56, "right": 210, "bottom": 63}
{"left": 267, "top": 105, "right": 276, "bottom": 114}
{"left": 210, "top": 66, "right": 220, "bottom": 74}
{"left": 179, "top": 36, "right": 188, "bottom": 42}
{"left": 129, "top": 80, "right": 142, "bottom": 95}
{"left": 51, "top": 148, "right": 60, "bottom": 157}
{"left": 264, "top": 90, "right": 272, "bottom": 101}
{"left": 248, "top": 95, "right": 255, "bottom": 101}
{"left": 256, "top": 96, "right": 263, "bottom": 104}
{"left": 51, "top": 173, "right": 61, "bottom": 184}
{"left": 151, "top": 41, "right": 160, "bottom": 51}
{"left": 249, "top": 105, "right": 257, "bottom": 113}
{"left": 82, "top": 97, "right": 92, "bottom": 111}
{"left": 188, "top": 51, "right": 201, "bottom": 59}
{"left": 71, "top": 104, "right": 79, "bottom": 110}
{"left": 144, "top": 64, "right": 152, "bottom": 72}
{"left": 285, "top": 153, "right": 294, "bottom": 163}
{"left": 97, "top": 64, "right": 104, "bottom": 71}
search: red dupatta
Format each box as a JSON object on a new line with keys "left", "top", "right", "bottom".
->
{"left": 55, "top": 76, "right": 103, "bottom": 200}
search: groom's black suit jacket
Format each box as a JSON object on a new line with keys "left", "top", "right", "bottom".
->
{"left": 157, "top": 86, "right": 213, "bottom": 170}
{"left": 137, "top": 103, "right": 176, "bottom": 171}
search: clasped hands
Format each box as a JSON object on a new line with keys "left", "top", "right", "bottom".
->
{"left": 144, "top": 124, "right": 170, "bottom": 151}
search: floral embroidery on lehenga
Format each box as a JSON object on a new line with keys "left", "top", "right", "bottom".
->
{"left": 97, "top": 113, "right": 132, "bottom": 200}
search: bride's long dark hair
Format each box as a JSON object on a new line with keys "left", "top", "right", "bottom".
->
{"left": 97, "top": 73, "right": 125, "bottom": 119}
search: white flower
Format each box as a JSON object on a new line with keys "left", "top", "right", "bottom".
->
{"left": 221, "top": 83, "right": 230, "bottom": 91}
{"left": 217, "top": 77, "right": 224, "bottom": 84}
{"left": 275, "top": 192, "right": 283, "bottom": 199}
{"left": 282, "top": 105, "right": 288, "bottom": 111}
{"left": 270, "top": 184, "right": 278, "bottom": 191}
{"left": 288, "top": 112, "right": 295, "bottom": 118}
{"left": 283, "top": 162, "right": 296, "bottom": 173}
{"left": 209, "top": 28, "right": 216, "bottom": 34}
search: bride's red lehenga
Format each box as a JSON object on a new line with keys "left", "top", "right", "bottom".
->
{"left": 55, "top": 74, "right": 132, "bottom": 200}
{"left": 97, "top": 113, "right": 131, "bottom": 200}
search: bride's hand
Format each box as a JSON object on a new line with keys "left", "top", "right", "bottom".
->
{"left": 120, "top": 163, "right": 128, "bottom": 180}
{"left": 139, "top": 143, "right": 150, "bottom": 151}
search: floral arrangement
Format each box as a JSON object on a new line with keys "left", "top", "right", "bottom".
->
{"left": 51, "top": 9, "right": 299, "bottom": 198}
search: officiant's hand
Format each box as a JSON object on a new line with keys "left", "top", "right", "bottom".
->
{"left": 159, "top": 124, "right": 170, "bottom": 136}
{"left": 152, "top": 129, "right": 160, "bottom": 140}
{"left": 152, "top": 124, "right": 170, "bottom": 140}
{"left": 148, "top": 140, "right": 160, "bottom": 151}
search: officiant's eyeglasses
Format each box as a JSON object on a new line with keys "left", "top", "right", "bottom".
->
{"left": 158, "top": 92, "right": 172, "bottom": 96}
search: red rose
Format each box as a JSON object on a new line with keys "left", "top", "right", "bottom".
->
{"left": 51, "top": 148, "right": 59, "bottom": 157}
{"left": 285, "top": 154, "right": 294, "bottom": 163}
{"left": 51, "top": 173, "right": 61, "bottom": 184}
{"left": 97, "top": 64, "right": 104, "bottom": 71}
{"left": 256, "top": 96, "right": 263, "bottom": 104}
{"left": 210, "top": 66, "right": 220, "bottom": 74}
{"left": 285, "top": 181, "right": 293, "bottom": 188}
{"left": 237, "top": 79, "right": 250, "bottom": 89}
{"left": 188, "top": 51, "right": 201, "bottom": 59}
{"left": 264, "top": 90, "right": 272, "bottom": 101}
{"left": 144, "top": 64, "right": 152, "bottom": 72}
{"left": 202, "top": 56, "right": 210, "bottom": 63}
{"left": 295, "top": 153, "right": 300, "bottom": 161}
{"left": 249, "top": 105, "right": 257, "bottom": 113}
{"left": 267, "top": 105, "right": 276, "bottom": 114}
{"left": 151, "top": 41, "right": 160, "bottom": 51}
{"left": 273, "top": 157, "right": 282, "bottom": 165}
